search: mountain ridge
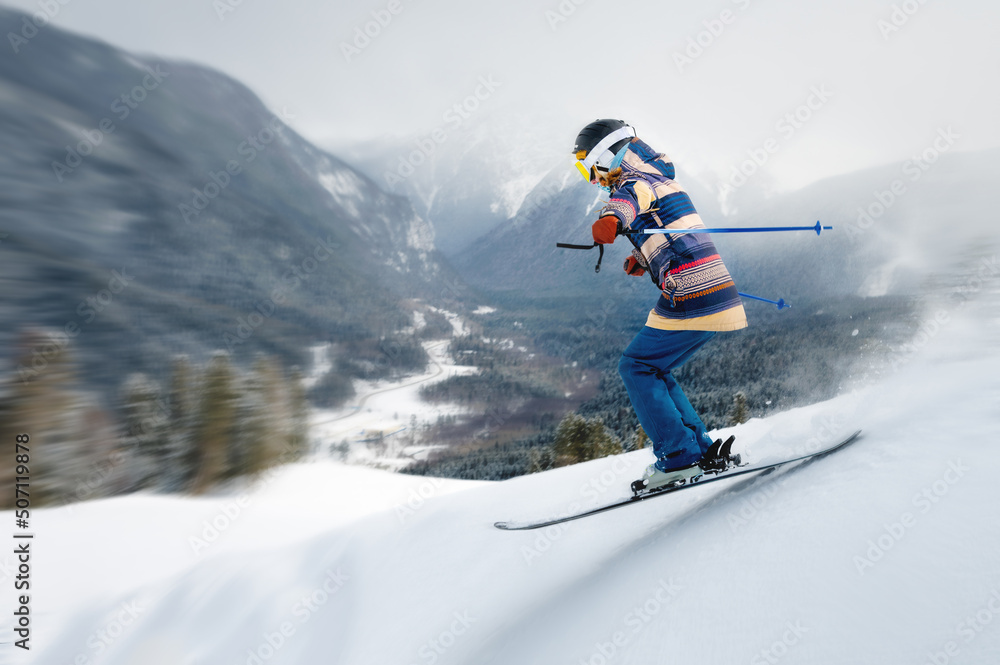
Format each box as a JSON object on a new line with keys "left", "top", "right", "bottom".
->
{"left": 0, "top": 6, "right": 470, "bottom": 399}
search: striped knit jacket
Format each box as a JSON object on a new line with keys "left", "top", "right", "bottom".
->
{"left": 600, "top": 138, "right": 747, "bottom": 332}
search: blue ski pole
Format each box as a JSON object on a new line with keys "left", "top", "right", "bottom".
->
{"left": 739, "top": 292, "right": 790, "bottom": 310}
{"left": 632, "top": 221, "right": 833, "bottom": 236}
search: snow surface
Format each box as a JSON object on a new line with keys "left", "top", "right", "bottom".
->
{"left": 8, "top": 288, "right": 1000, "bottom": 664}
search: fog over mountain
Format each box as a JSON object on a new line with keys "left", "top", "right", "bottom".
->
{"left": 4, "top": 0, "right": 997, "bottom": 194}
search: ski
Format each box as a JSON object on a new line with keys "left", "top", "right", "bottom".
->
{"left": 494, "top": 429, "right": 862, "bottom": 531}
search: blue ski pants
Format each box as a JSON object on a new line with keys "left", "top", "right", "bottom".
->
{"left": 618, "top": 327, "right": 715, "bottom": 470}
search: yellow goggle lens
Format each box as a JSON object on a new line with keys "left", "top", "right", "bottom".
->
{"left": 574, "top": 160, "right": 591, "bottom": 181}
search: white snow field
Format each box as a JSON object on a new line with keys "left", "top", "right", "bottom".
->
{"left": 10, "top": 286, "right": 1000, "bottom": 665}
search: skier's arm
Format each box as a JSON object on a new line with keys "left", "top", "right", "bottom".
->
{"left": 598, "top": 180, "right": 656, "bottom": 233}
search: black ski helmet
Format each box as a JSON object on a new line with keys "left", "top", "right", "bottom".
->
{"left": 573, "top": 119, "right": 634, "bottom": 166}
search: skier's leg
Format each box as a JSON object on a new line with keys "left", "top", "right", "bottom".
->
{"left": 619, "top": 328, "right": 713, "bottom": 469}
{"left": 660, "top": 330, "right": 716, "bottom": 454}
{"left": 663, "top": 373, "right": 713, "bottom": 455}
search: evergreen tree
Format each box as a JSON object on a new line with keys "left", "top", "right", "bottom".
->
{"left": 121, "top": 373, "right": 170, "bottom": 489}
{"left": 528, "top": 447, "right": 555, "bottom": 473}
{"left": 287, "top": 367, "right": 309, "bottom": 460}
{"left": 246, "top": 354, "right": 297, "bottom": 474}
{"left": 1, "top": 329, "right": 112, "bottom": 506}
{"left": 552, "top": 413, "right": 622, "bottom": 467}
{"left": 191, "top": 353, "right": 238, "bottom": 493}
{"left": 168, "top": 355, "right": 196, "bottom": 491}
{"left": 729, "top": 391, "right": 750, "bottom": 426}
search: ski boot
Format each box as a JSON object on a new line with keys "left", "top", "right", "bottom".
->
{"left": 631, "top": 461, "right": 704, "bottom": 495}
{"left": 699, "top": 435, "right": 746, "bottom": 474}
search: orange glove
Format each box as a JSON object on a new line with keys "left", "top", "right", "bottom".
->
{"left": 591, "top": 215, "right": 619, "bottom": 245}
{"left": 623, "top": 256, "right": 646, "bottom": 276}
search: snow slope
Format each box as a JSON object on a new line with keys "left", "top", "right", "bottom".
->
{"left": 10, "top": 284, "right": 1000, "bottom": 665}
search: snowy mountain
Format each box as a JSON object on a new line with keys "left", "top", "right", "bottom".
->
{"left": 332, "top": 109, "right": 569, "bottom": 257}
{"left": 0, "top": 6, "right": 465, "bottom": 392}
{"left": 15, "top": 274, "right": 1000, "bottom": 664}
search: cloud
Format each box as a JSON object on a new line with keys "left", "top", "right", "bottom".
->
{"left": 5, "top": 0, "right": 999, "bottom": 191}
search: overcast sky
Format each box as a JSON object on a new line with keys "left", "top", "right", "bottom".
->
{"left": 6, "top": 0, "right": 998, "bottom": 191}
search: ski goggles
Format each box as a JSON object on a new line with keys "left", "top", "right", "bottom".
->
{"left": 573, "top": 125, "right": 635, "bottom": 182}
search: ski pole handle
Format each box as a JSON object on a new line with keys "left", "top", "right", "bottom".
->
{"left": 555, "top": 242, "right": 605, "bottom": 273}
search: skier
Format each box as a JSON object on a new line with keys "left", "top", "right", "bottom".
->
{"left": 572, "top": 119, "right": 748, "bottom": 492}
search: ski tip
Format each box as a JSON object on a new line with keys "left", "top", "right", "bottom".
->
{"left": 494, "top": 521, "right": 541, "bottom": 531}
{"left": 822, "top": 429, "right": 863, "bottom": 454}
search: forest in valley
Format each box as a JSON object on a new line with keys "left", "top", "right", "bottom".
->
{"left": 404, "top": 293, "right": 921, "bottom": 481}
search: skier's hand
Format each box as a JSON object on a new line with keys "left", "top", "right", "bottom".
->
{"left": 623, "top": 256, "right": 645, "bottom": 277}
{"left": 591, "top": 215, "right": 619, "bottom": 245}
